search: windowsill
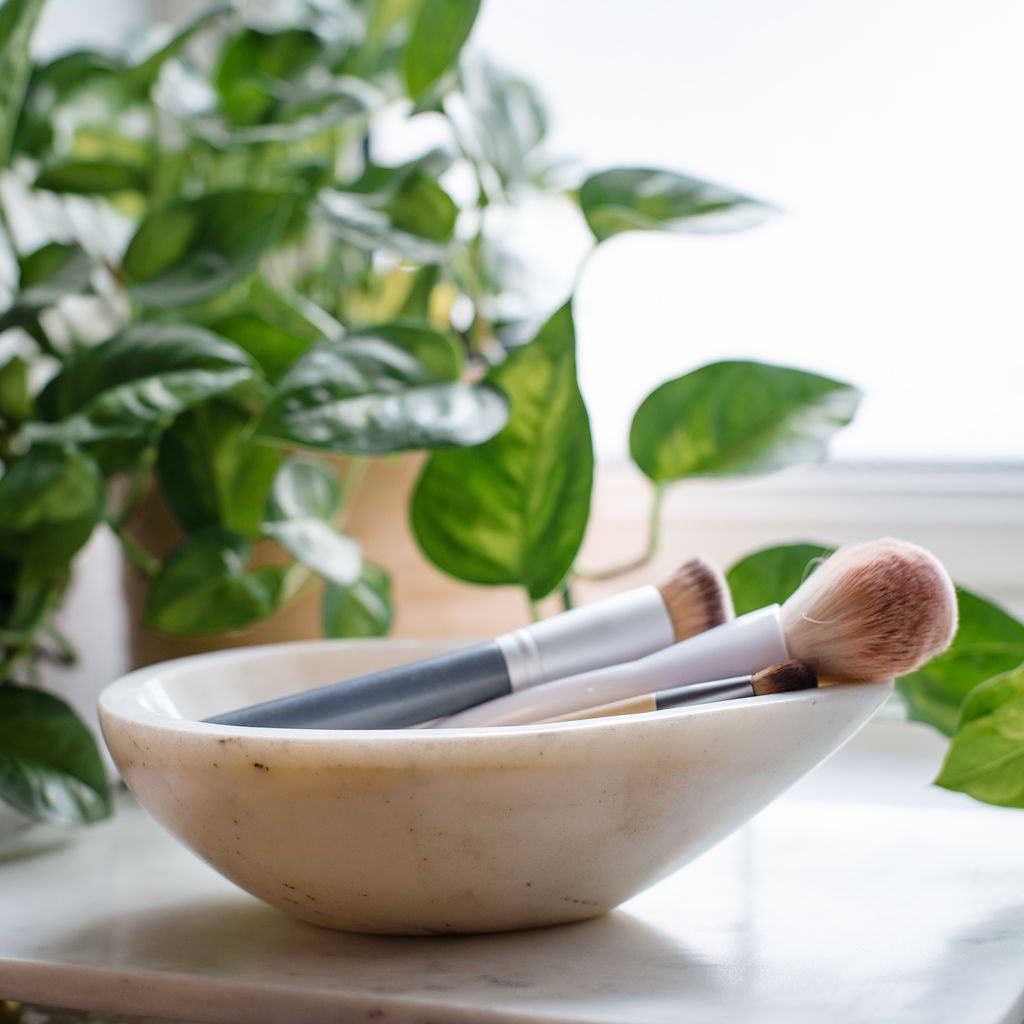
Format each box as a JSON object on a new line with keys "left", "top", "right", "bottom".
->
{"left": 581, "top": 460, "right": 1024, "bottom": 618}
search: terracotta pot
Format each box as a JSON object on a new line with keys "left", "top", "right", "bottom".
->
{"left": 124, "top": 455, "right": 534, "bottom": 669}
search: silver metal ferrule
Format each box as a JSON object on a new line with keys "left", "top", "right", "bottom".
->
{"left": 495, "top": 585, "right": 674, "bottom": 692}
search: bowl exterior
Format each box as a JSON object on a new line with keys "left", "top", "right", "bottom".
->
{"left": 99, "top": 641, "right": 891, "bottom": 935}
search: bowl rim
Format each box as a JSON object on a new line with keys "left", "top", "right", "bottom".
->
{"left": 98, "top": 636, "right": 894, "bottom": 743}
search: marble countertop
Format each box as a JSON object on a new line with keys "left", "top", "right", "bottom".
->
{"left": 3, "top": 721, "right": 1024, "bottom": 1024}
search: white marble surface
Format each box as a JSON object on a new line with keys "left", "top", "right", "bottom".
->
{"left": 3, "top": 721, "right": 1024, "bottom": 1024}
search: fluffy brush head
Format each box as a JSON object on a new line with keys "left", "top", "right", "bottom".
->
{"left": 779, "top": 538, "right": 958, "bottom": 684}
{"left": 657, "top": 556, "right": 735, "bottom": 641}
{"left": 751, "top": 660, "right": 819, "bottom": 695}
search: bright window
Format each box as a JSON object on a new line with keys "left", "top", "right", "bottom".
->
{"left": 471, "top": 0, "right": 1024, "bottom": 465}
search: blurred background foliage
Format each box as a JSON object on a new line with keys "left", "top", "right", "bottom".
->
{"left": 0, "top": 0, "right": 1018, "bottom": 826}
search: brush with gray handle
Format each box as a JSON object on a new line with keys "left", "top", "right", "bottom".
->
{"left": 205, "top": 557, "right": 732, "bottom": 729}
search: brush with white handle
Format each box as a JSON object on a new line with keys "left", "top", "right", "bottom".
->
{"left": 205, "top": 557, "right": 732, "bottom": 729}
{"left": 437, "top": 538, "right": 958, "bottom": 727}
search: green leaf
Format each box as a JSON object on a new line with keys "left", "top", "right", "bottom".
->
{"left": 11, "top": 49, "right": 125, "bottom": 158}
{"left": 215, "top": 26, "right": 325, "bottom": 126}
{"left": 207, "top": 280, "right": 336, "bottom": 384}
{"left": 315, "top": 190, "right": 449, "bottom": 264}
{"left": 262, "top": 457, "right": 361, "bottom": 586}
{"left": 260, "top": 336, "right": 507, "bottom": 454}
{"left": 156, "top": 400, "right": 283, "bottom": 536}
{"left": 20, "top": 240, "right": 94, "bottom": 295}
{"left": 125, "top": 4, "right": 231, "bottom": 93}
{"left": 322, "top": 562, "right": 392, "bottom": 638}
{"left": 0, "top": 242, "right": 95, "bottom": 331}
{"left": 0, "top": 684, "right": 111, "bottom": 826}
{"left": 0, "top": 559, "right": 63, "bottom": 640}
{"left": 411, "top": 302, "right": 593, "bottom": 600}
{"left": 8, "top": 101, "right": 51, "bottom": 159}
{"left": 206, "top": 311, "right": 317, "bottom": 385}
{"left": 194, "top": 85, "right": 369, "bottom": 147}
{"left": 265, "top": 456, "right": 341, "bottom": 522}
{"left": 0, "top": 0, "right": 47, "bottom": 164}
{"left": 386, "top": 172, "right": 457, "bottom": 241}
{"left": 18, "top": 4, "right": 226, "bottom": 123}
{"left": 72, "top": 126, "right": 152, "bottom": 167}
{"left": 32, "top": 324, "right": 256, "bottom": 444}
{"left": 123, "top": 191, "right": 292, "bottom": 309}
{"left": 448, "top": 58, "right": 548, "bottom": 193}
{"left": 577, "top": 168, "right": 774, "bottom": 242}
{"left": 364, "top": 0, "right": 418, "bottom": 44}
{"left": 199, "top": 22, "right": 369, "bottom": 145}
{"left": 348, "top": 321, "right": 462, "bottom": 381}
{"left": 935, "top": 663, "right": 1024, "bottom": 807}
{"left": 403, "top": 0, "right": 481, "bottom": 99}
{"left": 347, "top": 149, "right": 454, "bottom": 200}
{"left": 263, "top": 518, "right": 361, "bottom": 587}
{"left": 23, "top": 48, "right": 123, "bottom": 97}
{"left": 0, "top": 446, "right": 105, "bottom": 568}
{"left": 629, "top": 360, "right": 860, "bottom": 483}
{"left": 398, "top": 264, "right": 441, "bottom": 321}
{"left": 726, "top": 542, "right": 835, "bottom": 617}
{"left": 898, "top": 588, "right": 1024, "bottom": 737}
{"left": 143, "top": 528, "right": 283, "bottom": 635}
{"left": 34, "top": 159, "right": 149, "bottom": 195}
{"left": 0, "top": 354, "right": 32, "bottom": 424}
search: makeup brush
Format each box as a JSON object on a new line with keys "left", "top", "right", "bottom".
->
{"left": 438, "top": 537, "right": 957, "bottom": 728}
{"left": 540, "top": 660, "right": 818, "bottom": 723}
{"left": 205, "top": 557, "right": 733, "bottom": 729}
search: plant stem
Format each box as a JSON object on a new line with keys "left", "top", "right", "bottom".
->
{"left": 116, "top": 529, "right": 161, "bottom": 579}
{"left": 574, "top": 483, "right": 665, "bottom": 582}
{"left": 280, "top": 563, "right": 314, "bottom": 604}
{"left": 466, "top": 218, "right": 491, "bottom": 357}
{"left": 336, "top": 455, "right": 370, "bottom": 529}
{"left": 0, "top": 178, "right": 20, "bottom": 254}
{"left": 0, "top": 639, "right": 36, "bottom": 684}
{"left": 42, "top": 620, "right": 77, "bottom": 665}
{"left": 459, "top": 164, "right": 497, "bottom": 361}
{"left": 111, "top": 446, "right": 157, "bottom": 531}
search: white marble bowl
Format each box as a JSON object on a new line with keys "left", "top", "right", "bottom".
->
{"left": 98, "top": 639, "right": 891, "bottom": 935}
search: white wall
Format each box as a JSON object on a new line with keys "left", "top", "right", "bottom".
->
{"left": 470, "top": 0, "right": 1024, "bottom": 465}
{"left": 32, "top": 0, "right": 144, "bottom": 58}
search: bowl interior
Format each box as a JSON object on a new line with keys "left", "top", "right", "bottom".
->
{"left": 119, "top": 638, "right": 468, "bottom": 724}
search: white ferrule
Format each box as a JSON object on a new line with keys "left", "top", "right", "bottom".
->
{"left": 446, "top": 605, "right": 789, "bottom": 727}
{"left": 495, "top": 585, "right": 674, "bottom": 692}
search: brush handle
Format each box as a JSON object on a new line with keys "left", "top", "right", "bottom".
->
{"left": 542, "top": 676, "right": 755, "bottom": 722}
{"left": 655, "top": 677, "right": 754, "bottom": 709}
{"left": 205, "top": 586, "right": 674, "bottom": 729}
{"left": 497, "top": 585, "right": 672, "bottom": 689}
{"left": 205, "top": 642, "right": 512, "bottom": 729}
{"left": 440, "top": 605, "right": 788, "bottom": 727}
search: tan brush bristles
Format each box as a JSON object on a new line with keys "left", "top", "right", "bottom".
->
{"left": 656, "top": 556, "right": 734, "bottom": 641}
{"left": 750, "top": 660, "right": 818, "bottom": 695}
{"left": 779, "top": 538, "right": 958, "bottom": 684}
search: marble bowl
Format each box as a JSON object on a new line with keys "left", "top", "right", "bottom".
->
{"left": 98, "top": 639, "right": 891, "bottom": 935}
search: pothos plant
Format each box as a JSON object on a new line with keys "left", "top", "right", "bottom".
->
{"left": 0, "top": 0, "right": 1014, "bottom": 830}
